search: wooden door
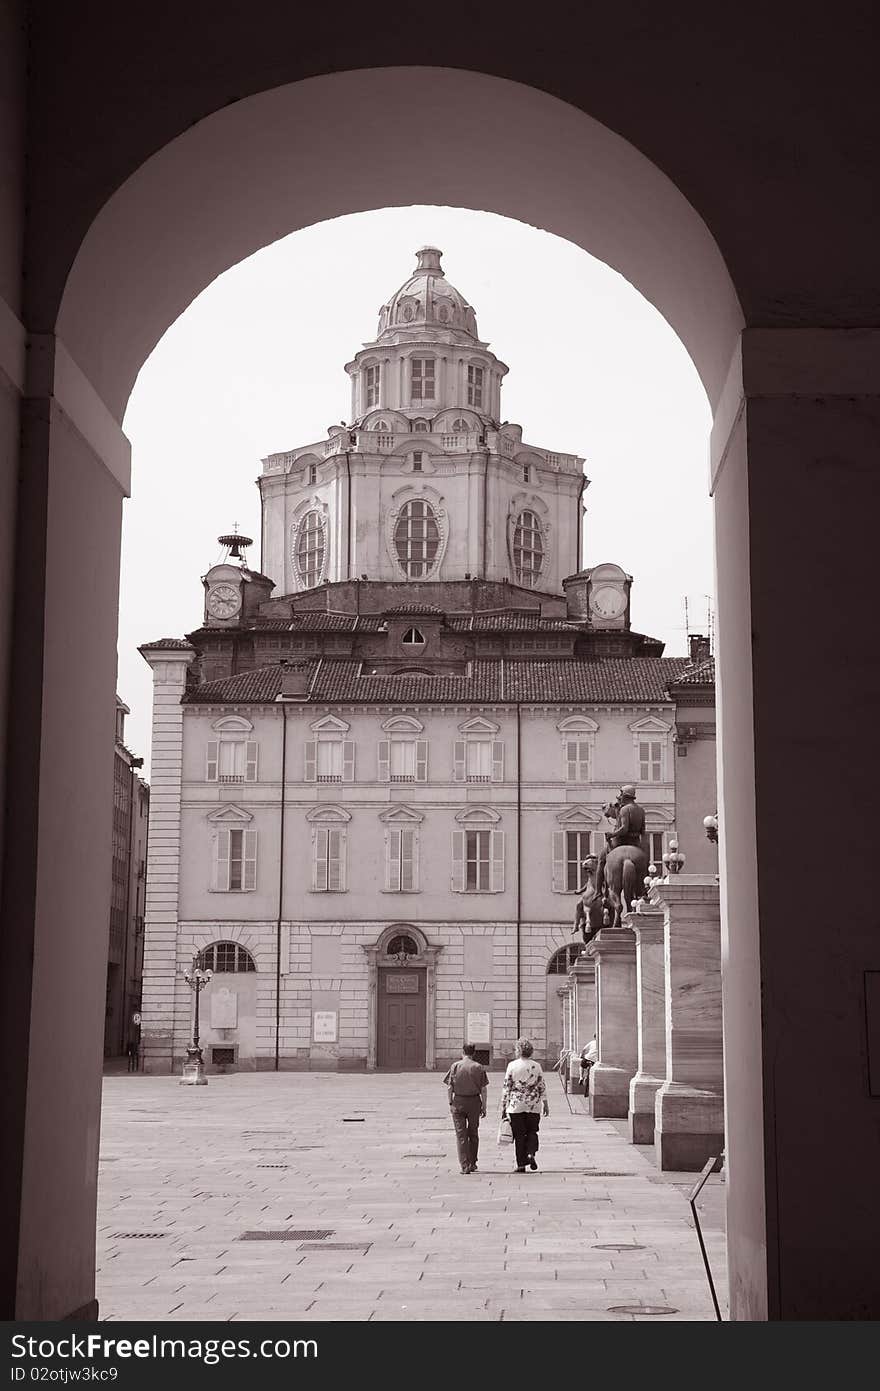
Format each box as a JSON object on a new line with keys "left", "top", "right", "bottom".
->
{"left": 377, "top": 969, "right": 426, "bottom": 1069}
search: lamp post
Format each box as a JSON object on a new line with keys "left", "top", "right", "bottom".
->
{"left": 662, "top": 838, "right": 686, "bottom": 876}
{"left": 180, "top": 951, "right": 213, "bottom": 1085}
{"left": 703, "top": 813, "right": 719, "bottom": 844}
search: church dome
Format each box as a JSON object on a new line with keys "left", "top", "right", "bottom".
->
{"left": 377, "top": 248, "right": 479, "bottom": 340}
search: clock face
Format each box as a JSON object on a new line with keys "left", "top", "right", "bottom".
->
{"left": 590, "top": 584, "right": 626, "bottom": 620}
{"left": 207, "top": 582, "right": 241, "bottom": 619}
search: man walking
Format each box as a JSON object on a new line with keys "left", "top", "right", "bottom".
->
{"left": 443, "top": 1043, "right": 489, "bottom": 1174}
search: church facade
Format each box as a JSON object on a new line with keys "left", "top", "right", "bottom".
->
{"left": 139, "top": 249, "right": 715, "bottom": 1075}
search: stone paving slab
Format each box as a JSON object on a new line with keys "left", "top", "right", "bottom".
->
{"left": 96, "top": 1072, "right": 727, "bottom": 1322}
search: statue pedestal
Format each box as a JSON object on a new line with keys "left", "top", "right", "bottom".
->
{"left": 627, "top": 904, "right": 666, "bottom": 1144}
{"left": 586, "top": 927, "right": 637, "bottom": 1118}
{"left": 650, "top": 877, "right": 724, "bottom": 1171}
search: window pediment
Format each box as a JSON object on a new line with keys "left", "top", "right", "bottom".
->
{"left": 455, "top": 805, "right": 502, "bottom": 824}
{"left": 457, "top": 715, "right": 500, "bottom": 735}
{"left": 211, "top": 715, "right": 254, "bottom": 733}
{"left": 557, "top": 715, "right": 599, "bottom": 734}
{"left": 305, "top": 804, "right": 352, "bottom": 824}
{"left": 381, "top": 714, "right": 424, "bottom": 734}
{"left": 629, "top": 715, "right": 672, "bottom": 734}
{"left": 379, "top": 804, "right": 424, "bottom": 825}
{"left": 207, "top": 804, "right": 254, "bottom": 823}
{"left": 556, "top": 805, "right": 601, "bottom": 825}
{"left": 310, "top": 714, "right": 350, "bottom": 734}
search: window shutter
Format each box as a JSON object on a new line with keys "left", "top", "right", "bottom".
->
{"left": 313, "top": 827, "right": 327, "bottom": 891}
{"left": 492, "top": 741, "right": 505, "bottom": 782}
{"left": 342, "top": 741, "right": 355, "bottom": 782}
{"left": 565, "top": 740, "right": 577, "bottom": 782}
{"left": 411, "top": 828, "right": 420, "bottom": 892}
{"left": 243, "top": 829, "right": 258, "bottom": 890}
{"left": 206, "top": 741, "right": 219, "bottom": 782}
{"left": 490, "top": 831, "right": 505, "bottom": 892}
{"left": 213, "top": 829, "right": 230, "bottom": 890}
{"left": 400, "top": 829, "right": 414, "bottom": 892}
{"left": 451, "top": 830, "right": 465, "bottom": 892}
{"left": 387, "top": 828, "right": 400, "bottom": 891}
{"left": 245, "top": 741, "right": 258, "bottom": 782}
{"left": 328, "top": 829, "right": 345, "bottom": 891}
{"left": 579, "top": 742, "right": 590, "bottom": 781}
{"left": 305, "top": 740, "right": 317, "bottom": 782}
{"left": 552, "top": 831, "right": 566, "bottom": 893}
{"left": 415, "top": 740, "right": 428, "bottom": 782}
{"left": 378, "top": 739, "right": 390, "bottom": 782}
{"left": 453, "top": 741, "right": 466, "bottom": 782}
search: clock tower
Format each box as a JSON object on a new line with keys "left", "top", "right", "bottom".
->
{"left": 202, "top": 530, "right": 274, "bottom": 628}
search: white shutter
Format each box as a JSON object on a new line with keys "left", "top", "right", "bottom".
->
{"left": 400, "top": 829, "right": 414, "bottom": 891}
{"left": 206, "top": 741, "right": 219, "bottom": 782}
{"left": 313, "top": 827, "right": 327, "bottom": 891}
{"left": 451, "top": 830, "right": 465, "bottom": 891}
{"left": 245, "top": 741, "right": 259, "bottom": 782}
{"left": 328, "top": 829, "right": 345, "bottom": 891}
{"left": 415, "top": 740, "right": 428, "bottom": 782}
{"left": 453, "top": 740, "right": 466, "bottom": 782}
{"left": 565, "top": 740, "right": 577, "bottom": 783}
{"left": 490, "top": 831, "right": 505, "bottom": 892}
{"left": 639, "top": 742, "right": 649, "bottom": 782}
{"left": 378, "top": 739, "right": 390, "bottom": 782}
{"left": 411, "top": 827, "right": 420, "bottom": 892}
{"left": 387, "top": 828, "right": 400, "bottom": 891}
{"left": 243, "top": 829, "right": 257, "bottom": 890}
{"left": 491, "top": 741, "right": 505, "bottom": 781}
{"left": 342, "top": 741, "right": 355, "bottom": 782}
{"left": 552, "top": 830, "right": 566, "bottom": 892}
{"left": 305, "top": 740, "right": 317, "bottom": 782}
{"left": 580, "top": 742, "right": 591, "bottom": 781}
{"left": 213, "top": 829, "right": 230, "bottom": 890}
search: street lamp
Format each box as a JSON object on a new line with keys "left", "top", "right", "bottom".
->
{"left": 703, "top": 813, "right": 719, "bottom": 844}
{"left": 180, "top": 951, "right": 213, "bottom": 1086}
{"left": 662, "top": 839, "right": 686, "bottom": 875}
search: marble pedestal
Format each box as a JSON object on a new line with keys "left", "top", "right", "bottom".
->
{"left": 627, "top": 904, "right": 666, "bottom": 1144}
{"left": 586, "top": 927, "right": 637, "bottom": 1118}
{"left": 651, "top": 876, "right": 724, "bottom": 1171}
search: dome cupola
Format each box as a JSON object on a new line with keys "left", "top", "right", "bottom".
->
{"left": 377, "top": 247, "right": 479, "bottom": 341}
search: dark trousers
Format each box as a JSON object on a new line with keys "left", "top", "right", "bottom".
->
{"left": 450, "top": 1097, "right": 482, "bottom": 1170}
{"left": 509, "top": 1111, "right": 540, "bottom": 1168}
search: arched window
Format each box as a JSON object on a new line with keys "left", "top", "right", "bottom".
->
{"left": 394, "top": 500, "right": 440, "bottom": 578}
{"left": 402, "top": 627, "right": 425, "bottom": 645}
{"left": 513, "top": 510, "right": 544, "bottom": 586}
{"left": 387, "top": 933, "right": 419, "bottom": 960}
{"left": 547, "top": 943, "right": 583, "bottom": 975}
{"left": 413, "top": 419, "right": 429, "bottom": 432}
{"left": 198, "top": 942, "right": 257, "bottom": 973}
{"left": 296, "top": 511, "right": 326, "bottom": 588}
{"left": 451, "top": 417, "right": 469, "bottom": 432}
{"left": 372, "top": 418, "right": 391, "bottom": 432}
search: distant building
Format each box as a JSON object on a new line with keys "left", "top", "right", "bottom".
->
{"left": 140, "top": 248, "right": 716, "bottom": 1075}
{"left": 105, "top": 697, "right": 149, "bottom": 1057}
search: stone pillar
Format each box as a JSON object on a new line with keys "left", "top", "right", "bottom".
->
{"left": 138, "top": 643, "right": 196, "bottom": 1074}
{"left": 585, "top": 927, "right": 637, "bottom": 1117}
{"left": 651, "top": 875, "right": 723, "bottom": 1170}
{"left": 627, "top": 903, "right": 666, "bottom": 1144}
{"left": 571, "top": 954, "right": 596, "bottom": 1093}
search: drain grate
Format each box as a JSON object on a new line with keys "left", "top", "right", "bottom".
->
{"left": 607, "top": 1304, "right": 679, "bottom": 1316}
{"left": 110, "top": 1232, "right": 167, "bottom": 1240}
{"left": 257, "top": 1163, "right": 291, "bottom": 1169}
{"left": 403, "top": 1154, "right": 445, "bottom": 1158}
{"left": 582, "top": 1171, "right": 636, "bottom": 1177}
{"left": 300, "top": 1243, "right": 370, "bottom": 1254}
{"left": 341, "top": 1118, "right": 365, "bottom": 1123}
{"left": 593, "top": 1243, "right": 647, "bottom": 1251}
{"left": 239, "top": 1230, "right": 334, "bottom": 1241}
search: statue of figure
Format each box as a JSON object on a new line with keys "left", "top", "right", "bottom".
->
{"left": 599, "top": 784, "right": 649, "bottom": 929}
{"left": 571, "top": 855, "right": 603, "bottom": 943}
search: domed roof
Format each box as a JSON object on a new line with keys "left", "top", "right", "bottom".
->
{"left": 377, "top": 248, "right": 479, "bottom": 340}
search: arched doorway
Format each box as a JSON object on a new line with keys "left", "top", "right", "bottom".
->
{"left": 362, "top": 925, "right": 443, "bottom": 1071}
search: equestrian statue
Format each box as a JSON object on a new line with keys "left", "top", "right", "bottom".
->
{"left": 596, "top": 785, "right": 650, "bottom": 930}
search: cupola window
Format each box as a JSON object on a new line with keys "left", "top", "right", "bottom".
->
{"left": 411, "top": 358, "right": 435, "bottom": 402}
{"left": 296, "top": 511, "right": 326, "bottom": 589}
{"left": 364, "top": 364, "right": 381, "bottom": 409}
{"left": 522, "top": 464, "right": 530, "bottom": 483}
{"left": 452, "top": 417, "right": 468, "bottom": 432}
{"left": 309, "top": 462, "right": 318, "bottom": 485}
{"left": 412, "top": 452, "right": 423, "bottom": 471}
{"left": 513, "top": 510, "right": 544, "bottom": 587}
{"left": 467, "top": 365, "right": 484, "bottom": 408}
{"left": 372, "top": 419, "right": 391, "bottom": 432}
{"left": 413, "top": 419, "right": 429, "bottom": 432}
{"left": 402, "top": 627, "right": 425, "bottom": 646}
{"left": 394, "top": 500, "right": 440, "bottom": 579}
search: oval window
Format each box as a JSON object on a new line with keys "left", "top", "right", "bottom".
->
{"left": 295, "top": 511, "right": 326, "bottom": 588}
{"left": 513, "top": 510, "right": 544, "bottom": 587}
{"left": 394, "top": 500, "right": 440, "bottom": 579}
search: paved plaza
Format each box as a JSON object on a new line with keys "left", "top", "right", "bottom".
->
{"left": 96, "top": 1070, "right": 728, "bottom": 1322}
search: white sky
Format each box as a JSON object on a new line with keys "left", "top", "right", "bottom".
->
{"left": 120, "top": 206, "right": 714, "bottom": 776}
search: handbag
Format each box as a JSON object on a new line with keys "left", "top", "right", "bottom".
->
{"left": 496, "top": 1115, "right": 513, "bottom": 1146}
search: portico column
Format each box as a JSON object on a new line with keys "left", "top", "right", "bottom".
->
{"left": 627, "top": 903, "right": 666, "bottom": 1145}
{"left": 652, "top": 876, "right": 723, "bottom": 1171}
{"left": 585, "top": 927, "right": 637, "bottom": 1117}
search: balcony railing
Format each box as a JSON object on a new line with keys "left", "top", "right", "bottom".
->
{"left": 316, "top": 774, "right": 342, "bottom": 783}
{"left": 390, "top": 774, "right": 415, "bottom": 783}
{"left": 219, "top": 774, "right": 244, "bottom": 783}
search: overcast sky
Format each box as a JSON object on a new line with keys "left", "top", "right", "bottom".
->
{"left": 120, "top": 206, "right": 714, "bottom": 775}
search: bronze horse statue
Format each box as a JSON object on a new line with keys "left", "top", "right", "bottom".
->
{"left": 603, "top": 843, "right": 649, "bottom": 929}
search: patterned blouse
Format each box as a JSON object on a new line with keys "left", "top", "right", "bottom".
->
{"left": 502, "top": 1057, "right": 547, "bottom": 1115}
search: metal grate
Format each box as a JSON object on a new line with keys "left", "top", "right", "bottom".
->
{"left": 607, "top": 1304, "right": 679, "bottom": 1316}
{"left": 211, "top": 1047, "right": 235, "bottom": 1065}
{"left": 341, "top": 1118, "right": 365, "bottom": 1123}
{"left": 593, "top": 1243, "right": 647, "bottom": 1251}
{"left": 257, "top": 1163, "right": 291, "bottom": 1169}
{"left": 239, "top": 1230, "right": 334, "bottom": 1242}
{"left": 582, "top": 1171, "right": 637, "bottom": 1177}
{"left": 299, "top": 1242, "right": 371, "bottom": 1252}
{"left": 110, "top": 1232, "right": 167, "bottom": 1240}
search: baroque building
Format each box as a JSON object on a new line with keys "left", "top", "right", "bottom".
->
{"left": 140, "top": 249, "right": 715, "bottom": 1075}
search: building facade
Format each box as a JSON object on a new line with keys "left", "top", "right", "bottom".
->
{"left": 140, "top": 249, "right": 715, "bottom": 1075}
{"left": 105, "top": 697, "right": 150, "bottom": 1057}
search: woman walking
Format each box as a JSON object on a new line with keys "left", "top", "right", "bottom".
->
{"left": 501, "top": 1038, "right": 549, "bottom": 1172}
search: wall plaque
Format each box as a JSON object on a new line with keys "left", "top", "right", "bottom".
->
{"left": 467, "top": 1011, "right": 491, "bottom": 1045}
{"left": 210, "top": 987, "right": 238, "bottom": 1029}
{"left": 386, "top": 973, "right": 419, "bottom": 994}
{"left": 313, "top": 1010, "right": 338, "bottom": 1042}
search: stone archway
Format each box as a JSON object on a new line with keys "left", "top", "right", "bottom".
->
{"left": 362, "top": 925, "right": 443, "bottom": 1072}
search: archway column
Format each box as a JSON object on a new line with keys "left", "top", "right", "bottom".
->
{"left": 714, "top": 326, "right": 880, "bottom": 1321}
{"left": 1, "top": 335, "right": 129, "bottom": 1319}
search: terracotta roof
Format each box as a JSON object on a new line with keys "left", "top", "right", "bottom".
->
{"left": 138, "top": 638, "right": 195, "bottom": 651}
{"left": 445, "top": 613, "right": 578, "bottom": 633}
{"left": 183, "top": 656, "right": 693, "bottom": 705}
{"left": 668, "top": 657, "right": 715, "bottom": 687}
{"left": 383, "top": 604, "right": 445, "bottom": 617}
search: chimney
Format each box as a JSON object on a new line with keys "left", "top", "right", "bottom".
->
{"left": 688, "top": 634, "right": 711, "bottom": 665}
{"left": 277, "top": 660, "right": 310, "bottom": 700}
